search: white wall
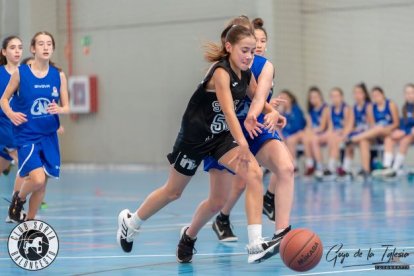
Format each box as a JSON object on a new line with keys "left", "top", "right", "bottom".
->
{"left": 54, "top": 0, "right": 265, "bottom": 164}
{"left": 0, "top": 0, "right": 20, "bottom": 37}
{"left": 301, "top": 0, "right": 414, "bottom": 105}
{"left": 2, "top": 0, "right": 414, "bottom": 165}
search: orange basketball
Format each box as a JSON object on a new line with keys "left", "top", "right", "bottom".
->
{"left": 280, "top": 228, "right": 323, "bottom": 272}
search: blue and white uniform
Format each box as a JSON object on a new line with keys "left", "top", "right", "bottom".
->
{"left": 203, "top": 55, "right": 280, "bottom": 172}
{"left": 331, "top": 103, "right": 346, "bottom": 131}
{"left": 309, "top": 103, "right": 327, "bottom": 132}
{"left": 13, "top": 64, "right": 61, "bottom": 178}
{"left": 281, "top": 104, "right": 306, "bottom": 138}
{"left": 354, "top": 102, "right": 369, "bottom": 131}
{"left": 373, "top": 99, "right": 393, "bottom": 126}
{"left": 0, "top": 65, "right": 15, "bottom": 161}
{"left": 400, "top": 103, "right": 414, "bottom": 135}
{"left": 348, "top": 102, "right": 369, "bottom": 138}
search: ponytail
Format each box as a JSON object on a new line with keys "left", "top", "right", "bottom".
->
{"left": 204, "top": 24, "right": 254, "bottom": 63}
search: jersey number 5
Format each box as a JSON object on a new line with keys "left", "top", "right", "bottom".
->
{"left": 210, "top": 114, "right": 228, "bottom": 134}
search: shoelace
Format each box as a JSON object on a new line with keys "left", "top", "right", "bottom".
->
{"left": 123, "top": 219, "right": 140, "bottom": 242}
{"left": 246, "top": 237, "right": 268, "bottom": 254}
{"left": 220, "top": 220, "right": 235, "bottom": 232}
{"left": 180, "top": 237, "right": 197, "bottom": 255}
{"left": 13, "top": 198, "right": 24, "bottom": 215}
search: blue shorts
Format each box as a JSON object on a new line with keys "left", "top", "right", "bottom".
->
{"left": 348, "top": 129, "right": 365, "bottom": 138}
{"left": 0, "top": 147, "right": 13, "bottom": 161}
{"left": 17, "top": 133, "right": 60, "bottom": 178}
{"left": 203, "top": 129, "right": 281, "bottom": 173}
{"left": 401, "top": 126, "right": 413, "bottom": 136}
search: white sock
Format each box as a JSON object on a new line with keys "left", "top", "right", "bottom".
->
{"left": 392, "top": 153, "right": 405, "bottom": 170}
{"left": 130, "top": 211, "right": 144, "bottom": 229}
{"left": 343, "top": 157, "right": 352, "bottom": 171}
{"left": 383, "top": 152, "right": 393, "bottom": 168}
{"left": 275, "top": 228, "right": 285, "bottom": 236}
{"left": 305, "top": 158, "right": 314, "bottom": 168}
{"left": 328, "top": 158, "right": 337, "bottom": 172}
{"left": 247, "top": 224, "right": 262, "bottom": 244}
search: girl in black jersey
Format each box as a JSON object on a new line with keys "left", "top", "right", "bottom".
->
{"left": 117, "top": 24, "right": 280, "bottom": 263}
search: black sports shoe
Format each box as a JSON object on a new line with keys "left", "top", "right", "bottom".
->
{"left": 8, "top": 191, "right": 26, "bottom": 223}
{"left": 117, "top": 209, "right": 139, "bottom": 253}
{"left": 212, "top": 216, "right": 238, "bottom": 242}
{"left": 263, "top": 195, "right": 275, "bottom": 221}
{"left": 177, "top": 227, "right": 197, "bottom": 263}
{"left": 323, "top": 169, "right": 333, "bottom": 176}
{"left": 271, "top": 225, "right": 292, "bottom": 255}
{"left": 357, "top": 169, "right": 370, "bottom": 180}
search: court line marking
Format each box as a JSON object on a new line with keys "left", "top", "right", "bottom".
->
{"left": 0, "top": 252, "right": 245, "bottom": 261}
{"left": 283, "top": 265, "right": 414, "bottom": 276}
{"left": 1, "top": 246, "right": 414, "bottom": 261}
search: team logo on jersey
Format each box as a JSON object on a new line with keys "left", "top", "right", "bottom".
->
{"left": 8, "top": 220, "right": 59, "bottom": 271}
{"left": 179, "top": 155, "right": 197, "bottom": 171}
{"left": 212, "top": 100, "right": 241, "bottom": 113}
{"left": 31, "top": 98, "right": 51, "bottom": 116}
{"left": 51, "top": 87, "right": 58, "bottom": 97}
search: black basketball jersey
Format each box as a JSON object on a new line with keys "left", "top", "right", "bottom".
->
{"left": 178, "top": 58, "right": 252, "bottom": 143}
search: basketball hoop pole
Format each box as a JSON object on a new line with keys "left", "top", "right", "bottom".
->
{"left": 65, "top": 0, "right": 79, "bottom": 121}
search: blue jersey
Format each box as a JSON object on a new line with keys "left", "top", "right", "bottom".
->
{"left": 400, "top": 103, "right": 414, "bottom": 133}
{"left": 13, "top": 64, "right": 61, "bottom": 146}
{"left": 203, "top": 55, "right": 280, "bottom": 173}
{"left": 0, "top": 66, "right": 13, "bottom": 118}
{"left": 310, "top": 103, "right": 327, "bottom": 128}
{"left": 331, "top": 103, "right": 346, "bottom": 130}
{"left": 236, "top": 55, "right": 272, "bottom": 122}
{"left": 373, "top": 99, "right": 393, "bottom": 126}
{"left": 282, "top": 104, "right": 306, "bottom": 137}
{"left": 0, "top": 66, "right": 15, "bottom": 148}
{"left": 354, "top": 102, "right": 369, "bottom": 130}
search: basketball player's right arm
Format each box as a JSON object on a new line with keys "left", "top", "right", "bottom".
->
{"left": 318, "top": 107, "right": 330, "bottom": 133}
{"left": 0, "top": 71, "right": 27, "bottom": 126}
{"left": 343, "top": 106, "right": 354, "bottom": 136}
{"left": 213, "top": 68, "right": 249, "bottom": 155}
{"left": 366, "top": 104, "right": 375, "bottom": 127}
{"left": 387, "top": 101, "right": 400, "bottom": 131}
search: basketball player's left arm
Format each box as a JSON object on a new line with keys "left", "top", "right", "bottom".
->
{"left": 366, "top": 104, "right": 375, "bottom": 127}
{"left": 319, "top": 107, "right": 330, "bottom": 133}
{"left": 387, "top": 101, "right": 400, "bottom": 131}
{"left": 47, "top": 72, "right": 70, "bottom": 114}
{"left": 342, "top": 106, "right": 354, "bottom": 136}
{"left": 246, "top": 61, "right": 274, "bottom": 117}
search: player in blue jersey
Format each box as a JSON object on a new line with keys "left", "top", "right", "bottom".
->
{"left": 1, "top": 31, "right": 69, "bottom": 222}
{"left": 117, "top": 22, "right": 283, "bottom": 264}
{"left": 0, "top": 35, "right": 29, "bottom": 222}
{"left": 314, "top": 88, "right": 353, "bottom": 178}
{"left": 0, "top": 36, "right": 22, "bottom": 175}
{"left": 276, "top": 90, "right": 307, "bottom": 172}
{"left": 304, "top": 86, "right": 330, "bottom": 176}
{"left": 375, "top": 84, "right": 414, "bottom": 177}
{"left": 176, "top": 17, "right": 293, "bottom": 263}
{"left": 347, "top": 86, "right": 399, "bottom": 176}
{"left": 342, "top": 83, "right": 373, "bottom": 175}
